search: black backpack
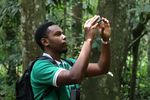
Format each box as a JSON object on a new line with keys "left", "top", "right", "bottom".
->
{"left": 15, "top": 56, "right": 73, "bottom": 100}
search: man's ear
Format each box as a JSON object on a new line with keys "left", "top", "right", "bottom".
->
{"left": 41, "top": 38, "right": 49, "bottom": 47}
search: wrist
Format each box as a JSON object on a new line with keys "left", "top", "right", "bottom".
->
{"left": 101, "top": 36, "right": 110, "bottom": 41}
{"left": 101, "top": 38, "right": 111, "bottom": 44}
{"left": 85, "top": 38, "right": 92, "bottom": 43}
{"left": 85, "top": 38, "right": 93, "bottom": 45}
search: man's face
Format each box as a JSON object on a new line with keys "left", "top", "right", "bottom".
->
{"left": 45, "top": 25, "right": 68, "bottom": 54}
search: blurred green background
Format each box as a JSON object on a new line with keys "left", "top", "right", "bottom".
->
{"left": 0, "top": 0, "right": 150, "bottom": 100}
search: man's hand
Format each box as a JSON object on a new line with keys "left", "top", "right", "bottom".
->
{"left": 84, "top": 15, "right": 100, "bottom": 41}
{"left": 97, "top": 17, "right": 111, "bottom": 41}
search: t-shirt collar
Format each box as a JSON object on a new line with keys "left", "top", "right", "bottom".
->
{"left": 42, "top": 53, "right": 62, "bottom": 65}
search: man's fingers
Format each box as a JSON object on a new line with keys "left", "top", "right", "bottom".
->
{"left": 84, "top": 18, "right": 92, "bottom": 28}
{"left": 91, "top": 15, "right": 100, "bottom": 25}
{"left": 102, "top": 17, "right": 110, "bottom": 27}
{"left": 102, "top": 17, "right": 109, "bottom": 23}
{"left": 84, "top": 15, "right": 100, "bottom": 28}
{"left": 91, "top": 23, "right": 99, "bottom": 29}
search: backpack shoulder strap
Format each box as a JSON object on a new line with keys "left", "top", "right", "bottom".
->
{"left": 26, "top": 56, "right": 51, "bottom": 72}
{"left": 62, "top": 58, "right": 74, "bottom": 66}
{"left": 30, "top": 56, "right": 57, "bottom": 70}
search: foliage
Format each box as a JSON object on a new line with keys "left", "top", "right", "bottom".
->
{"left": 0, "top": 0, "right": 21, "bottom": 99}
{"left": 0, "top": 67, "right": 15, "bottom": 100}
{"left": 0, "top": 0, "right": 21, "bottom": 66}
{"left": 120, "top": 0, "right": 150, "bottom": 99}
{"left": 0, "top": 0, "right": 149, "bottom": 99}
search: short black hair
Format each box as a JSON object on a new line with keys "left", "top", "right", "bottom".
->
{"left": 34, "top": 22, "right": 55, "bottom": 50}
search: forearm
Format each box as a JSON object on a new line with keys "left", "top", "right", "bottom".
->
{"left": 84, "top": 43, "right": 110, "bottom": 77}
{"left": 98, "top": 43, "right": 110, "bottom": 74}
{"left": 69, "top": 39, "right": 92, "bottom": 82}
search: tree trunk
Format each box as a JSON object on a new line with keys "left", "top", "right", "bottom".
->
{"left": 81, "top": 0, "right": 130, "bottom": 100}
{"left": 129, "top": 39, "right": 139, "bottom": 100}
{"left": 20, "top": 0, "right": 46, "bottom": 70}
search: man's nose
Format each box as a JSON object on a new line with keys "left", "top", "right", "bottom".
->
{"left": 62, "top": 34, "right": 66, "bottom": 40}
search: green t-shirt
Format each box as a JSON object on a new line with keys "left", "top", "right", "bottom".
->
{"left": 31, "top": 58, "right": 79, "bottom": 100}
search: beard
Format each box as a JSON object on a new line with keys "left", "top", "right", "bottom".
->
{"left": 47, "top": 43, "right": 68, "bottom": 54}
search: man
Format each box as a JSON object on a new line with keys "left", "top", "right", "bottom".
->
{"left": 31, "top": 15, "right": 111, "bottom": 100}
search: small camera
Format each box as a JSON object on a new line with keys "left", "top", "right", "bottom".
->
{"left": 97, "top": 16, "right": 103, "bottom": 24}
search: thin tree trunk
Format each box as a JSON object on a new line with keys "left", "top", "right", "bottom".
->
{"left": 129, "top": 39, "right": 139, "bottom": 100}
{"left": 5, "top": 28, "right": 17, "bottom": 85}
{"left": 71, "top": 0, "right": 83, "bottom": 57}
{"left": 63, "top": 0, "right": 67, "bottom": 34}
{"left": 72, "top": 0, "right": 82, "bottom": 46}
{"left": 129, "top": 13, "right": 150, "bottom": 100}
{"left": 20, "top": 0, "right": 46, "bottom": 71}
{"left": 2, "top": 18, "right": 19, "bottom": 84}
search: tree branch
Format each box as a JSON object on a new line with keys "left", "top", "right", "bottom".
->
{"left": 128, "top": 31, "right": 147, "bottom": 50}
{"left": 128, "top": 12, "right": 150, "bottom": 50}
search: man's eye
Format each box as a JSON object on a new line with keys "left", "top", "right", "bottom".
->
{"left": 55, "top": 32, "right": 61, "bottom": 35}
{"left": 55, "top": 32, "right": 63, "bottom": 36}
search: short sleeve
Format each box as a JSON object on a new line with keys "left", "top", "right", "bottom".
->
{"left": 31, "top": 59, "right": 65, "bottom": 87}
